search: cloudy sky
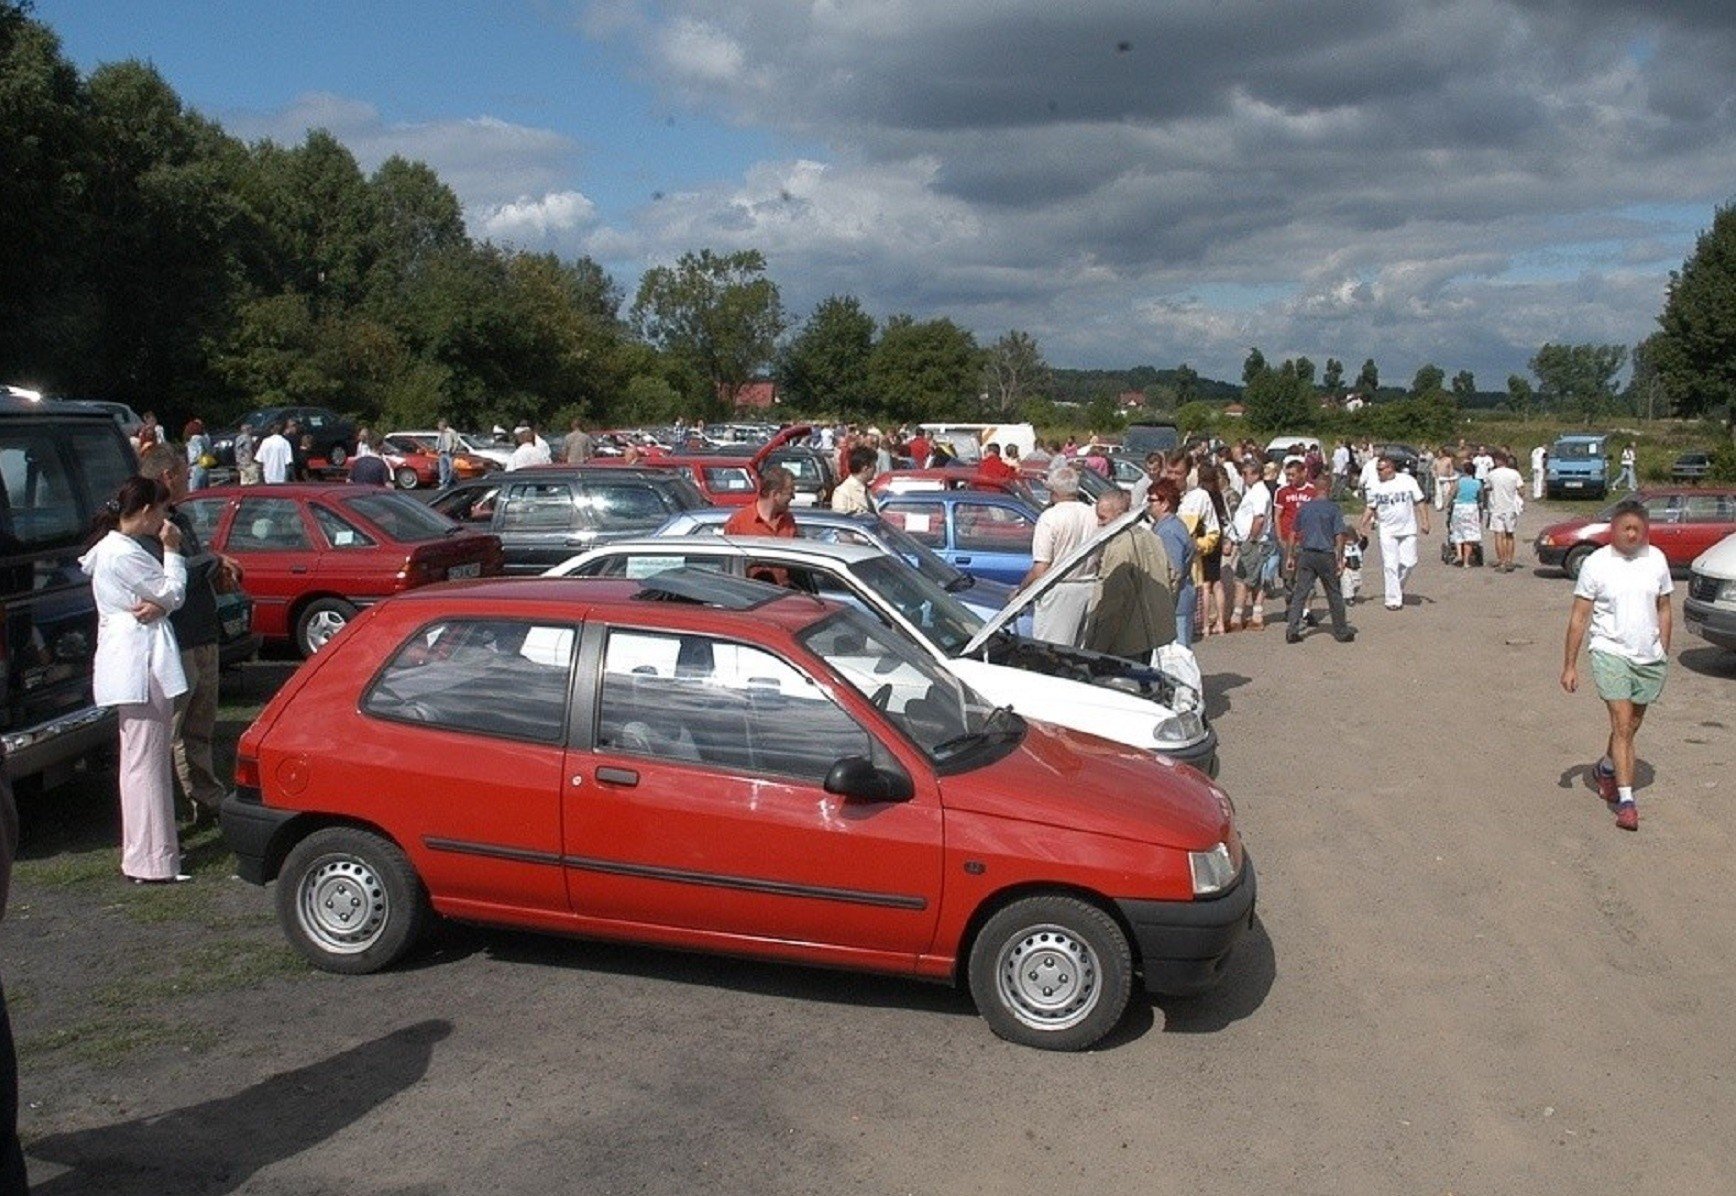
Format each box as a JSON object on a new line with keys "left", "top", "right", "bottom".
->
{"left": 40, "top": 0, "right": 1736, "bottom": 386}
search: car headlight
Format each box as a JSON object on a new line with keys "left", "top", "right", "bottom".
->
{"left": 1719, "top": 579, "right": 1736, "bottom": 603}
{"left": 1153, "top": 711, "right": 1205, "bottom": 746}
{"left": 1189, "top": 842, "right": 1238, "bottom": 896}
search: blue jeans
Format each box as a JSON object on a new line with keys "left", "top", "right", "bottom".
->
{"left": 437, "top": 453, "right": 454, "bottom": 489}
{"left": 1173, "top": 584, "right": 1196, "bottom": 647}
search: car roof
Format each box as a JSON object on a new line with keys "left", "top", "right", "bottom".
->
{"left": 674, "top": 507, "right": 875, "bottom": 528}
{"left": 398, "top": 574, "right": 835, "bottom": 631}
{"left": 581, "top": 536, "right": 884, "bottom": 565}
{"left": 192, "top": 482, "right": 386, "bottom": 499}
{"left": 497, "top": 465, "right": 688, "bottom": 482}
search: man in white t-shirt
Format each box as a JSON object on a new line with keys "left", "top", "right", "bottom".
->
{"left": 1485, "top": 452, "right": 1525, "bottom": 572}
{"left": 506, "top": 426, "right": 552, "bottom": 471}
{"left": 1020, "top": 466, "right": 1100, "bottom": 644}
{"left": 1357, "top": 454, "right": 1431, "bottom": 610}
{"left": 1562, "top": 500, "right": 1672, "bottom": 831}
{"left": 1472, "top": 447, "right": 1494, "bottom": 482}
{"left": 1615, "top": 443, "right": 1638, "bottom": 492}
{"left": 1530, "top": 444, "right": 1547, "bottom": 500}
{"left": 256, "top": 422, "right": 293, "bottom": 484}
{"left": 1228, "top": 459, "right": 1273, "bottom": 628}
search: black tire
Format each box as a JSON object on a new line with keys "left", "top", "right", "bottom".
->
{"left": 275, "top": 827, "right": 429, "bottom": 975}
{"left": 1564, "top": 545, "right": 1594, "bottom": 580}
{"left": 967, "top": 895, "right": 1133, "bottom": 1051}
{"left": 294, "top": 597, "right": 358, "bottom": 657}
{"left": 327, "top": 443, "right": 348, "bottom": 467}
{"left": 395, "top": 467, "right": 420, "bottom": 490}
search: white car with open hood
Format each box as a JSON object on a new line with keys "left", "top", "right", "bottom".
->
{"left": 546, "top": 510, "right": 1218, "bottom": 774}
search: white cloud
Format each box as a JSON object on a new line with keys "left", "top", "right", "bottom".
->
{"left": 475, "top": 191, "right": 600, "bottom": 244}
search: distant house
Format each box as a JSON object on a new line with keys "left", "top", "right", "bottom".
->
{"left": 1118, "top": 390, "right": 1146, "bottom": 410}
{"left": 1223, "top": 402, "right": 1246, "bottom": 418}
{"left": 1344, "top": 393, "right": 1366, "bottom": 411}
{"left": 726, "top": 380, "right": 778, "bottom": 410}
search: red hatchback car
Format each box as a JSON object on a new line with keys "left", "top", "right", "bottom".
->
{"left": 183, "top": 484, "right": 504, "bottom": 656}
{"left": 1535, "top": 488, "right": 1736, "bottom": 578}
{"left": 220, "top": 570, "right": 1254, "bottom": 1051}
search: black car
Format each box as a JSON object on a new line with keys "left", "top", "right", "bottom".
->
{"left": 1672, "top": 453, "right": 1712, "bottom": 483}
{"left": 427, "top": 466, "right": 711, "bottom": 574}
{"left": 211, "top": 406, "right": 358, "bottom": 468}
{"left": 1372, "top": 442, "right": 1423, "bottom": 480}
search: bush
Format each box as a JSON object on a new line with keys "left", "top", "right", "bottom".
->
{"left": 1712, "top": 441, "right": 1736, "bottom": 483}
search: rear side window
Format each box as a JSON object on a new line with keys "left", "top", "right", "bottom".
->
{"left": 229, "top": 498, "right": 311, "bottom": 551}
{"left": 702, "top": 466, "right": 755, "bottom": 495}
{"left": 879, "top": 501, "right": 945, "bottom": 547}
{"left": 363, "top": 619, "right": 577, "bottom": 743}
{"left": 0, "top": 421, "right": 133, "bottom": 550}
{"left": 311, "top": 505, "right": 377, "bottom": 548}
{"left": 572, "top": 553, "right": 729, "bottom": 580}
{"left": 1681, "top": 495, "right": 1734, "bottom": 523}
{"left": 343, "top": 492, "right": 456, "bottom": 542}
{"left": 582, "top": 480, "right": 675, "bottom": 532}
{"left": 499, "top": 483, "right": 578, "bottom": 532}
{"left": 181, "top": 498, "right": 230, "bottom": 545}
{"left": 953, "top": 503, "right": 1034, "bottom": 554}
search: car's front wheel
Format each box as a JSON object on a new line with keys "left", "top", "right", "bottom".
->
{"left": 395, "top": 467, "right": 420, "bottom": 490}
{"left": 295, "top": 597, "right": 358, "bottom": 657}
{"left": 1564, "top": 545, "right": 1594, "bottom": 580}
{"left": 327, "top": 443, "right": 348, "bottom": 467}
{"left": 276, "top": 827, "right": 429, "bottom": 974}
{"left": 967, "top": 894, "right": 1133, "bottom": 1051}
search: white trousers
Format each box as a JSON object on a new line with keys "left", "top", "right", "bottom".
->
{"left": 1033, "top": 579, "right": 1093, "bottom": 645}
{"left": 1531, "top": 473, "right": 1544, "bottom": 499}
{"left": 117, "top": 677, "right": 181, "bottom": 880}
{"left": 1379, "top": 531, "right": 1417, "bottom": 609}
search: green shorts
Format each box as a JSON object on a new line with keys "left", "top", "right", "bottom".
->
{"left": 1590, "top": 650, "right": 1668, "bottom": 705}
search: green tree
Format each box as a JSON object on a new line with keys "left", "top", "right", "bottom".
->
{"left": 1506, "top": 373, "right": 1534, "bottom": 412}
{"left": 866, "top": 314, "right": 982, "bottom": 423}
{"left": 1652, "top": 203, "right": 1736, "bottom": 434}
{"left": 1529, "top": 342, "right": 1628, "bottom": 419}
{"left": 1242, "top": 347, "right": 1267, "bottom": 387}
{"left": 1411, "top": 363, "right": 1445, "bottom": 396}
{"left": 1174, "top": 400, "right": 1218, "bottom": 435}
{"left": 1174, "top": 363, "right": 1199, "bottom": 404}
{"left": 777, "top": 294, "right": 875, "bottom": 415}
{"left": 1626, "top": 334, "right": 1669, "bottom": 420}
{"left": 631, "top": 248, "right": 786, "bottom": 415}
{"left": 1356, "top": 358, "right": 1380, "bottom": 394}
{"left": 1322, "top": 358, "right": 1344, "bottom": 393}
{"left": 983, "top": 330, "right": 1050, "bottom": 416}
{"left": 1243, "top": 359, "right": 1314, "bottom": 433}
{"left": 1451, "top": 369, "right": 1476, "bottom": 399}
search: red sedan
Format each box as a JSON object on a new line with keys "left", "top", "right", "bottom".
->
{"left": 220, "top": 571, "right": 1253, "bottom": 1051}
{"left": 1535, "top": 488, "right": 1736, "bottom": 577}
{"left": 182, "top": 484, "right": 504, "bottom": 656}
{"left": 376, "top": 434, "right": 498, "bottom": 489}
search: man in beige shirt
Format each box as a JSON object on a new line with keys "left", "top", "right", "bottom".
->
{"left": 830, "top": 446, "right": 878, "bottom": 516}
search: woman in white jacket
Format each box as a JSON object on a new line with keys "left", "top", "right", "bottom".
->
{"left": 79, "top": 476, "right": 190, "bottom": 884}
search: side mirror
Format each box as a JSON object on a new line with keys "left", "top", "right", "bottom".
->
{"left": 824, "top": 756, "right": 914, "bottom": 803}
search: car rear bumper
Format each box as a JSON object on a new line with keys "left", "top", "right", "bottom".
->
{"left": 2, "top": 704, "right": 115, "bottom": 784}
{"left": 1684, "top": 597, "right": 1736, "bottom": 651}
{"left": 221, "top": 788, "right": 299, "bottom": 884}
{"left": 1116, "top": 856, "right": 1257, "bottom": 996}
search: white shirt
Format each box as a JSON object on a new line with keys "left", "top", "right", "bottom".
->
{"left": 507, "top": 442, "right": 552, "bottom": 471}
{"left": 1358, "top": 457, "right": 1380, "bottom": 493}
{"left": 1621, "top": 448, "right": 1636, "bottom": 467}
{"left": 1031, "top": 500, "right": 1099, "bottom": 565}
{"left": 830, "top": 474, "right": 874, "bottom": 515}
{"left": 1574, "top": 544, "right": 1672, "bottom": 663}
{"left": 1531, "top": 446, "right": 1546, "bottom": 474}
{"left": 78, "top": 531, "right": 189, "bottom": 707}
{"left": 1332, "top": 445, "right": 1351, "bottom": 474}
{"left": 1179, "top": 487, "right": 1218, "bottom": 536}
{"left": 1473, "top": 453, "right": 1494, "bottom": 480}
{"left": 1365, "top": 474, "right": 1425, "bottom": 537}
{"left": 257, "top": 433, "right": 293, "bottom": 484}
{"left": 1486, "top": 466, "right": 1524, "bottom": 516}
{"left": 1231, "top": 481, "right": 1271, "bottom": 543}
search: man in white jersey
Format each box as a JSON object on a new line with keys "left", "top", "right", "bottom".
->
{"left": 1357, "top": 454, "right": 1431, "bottom": 610}
{"left": 1562, "top": 500, "right": 1671, "bottom": 831}
{"left": 1529, "top": 443, "right": 1547, "bottom": 500}
{"left": 1485, "top": 451, "right": 1525, "bottom": 572}
{"left": 256, "top": 421, "right": 293, "bottom": 484}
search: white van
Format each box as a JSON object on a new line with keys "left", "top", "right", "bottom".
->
{"left": 919, "top": 422, "right": 1037, "bottom": 463}
{"left": 1685, "top": 532, "right": 1736, "bottom": 653}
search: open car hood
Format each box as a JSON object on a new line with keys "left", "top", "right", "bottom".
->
{"left": 749, "top": 424, "right": 813, "bottom": 472}
{"left": 962, "top": 506, "right": 1147, "bottom": 656}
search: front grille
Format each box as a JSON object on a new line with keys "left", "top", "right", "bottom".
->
{"left": 1689, "top": 572, "right": 1719, "bottom": 602}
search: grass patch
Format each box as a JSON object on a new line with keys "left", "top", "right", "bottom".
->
{"left": 20, "top": 1016, "right": 220, "bottom": 1067}
{"left": 13, "top": 851, "right": 119, "bottom": 889}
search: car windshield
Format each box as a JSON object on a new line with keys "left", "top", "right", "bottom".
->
{"left": 343, "top": 492, "right": 460, "bottom": 541}
{"left": 869, "top": 518, "right": 969, "bottom": 587}
{"left": 662, "top": 475, "right": 708, "bottom": 508}
{"left": 848, "top": 555, "right": 985, "bottom": 656}
{"left": 1554, "top": 441, "right": 1601, "bottom": 460}
{"left": 800, "top": 609, "right": 1007, "bottom": 765}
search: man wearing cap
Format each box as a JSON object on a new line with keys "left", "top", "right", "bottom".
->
{"left": 506, "top": 426, "right": 551, "bottom": 471}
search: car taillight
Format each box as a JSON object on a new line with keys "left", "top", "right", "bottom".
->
{"left": 234, "top": 750, "right": 260, "bottom": 789}
{"left": 397, "top": 552, "right": 438, "bottom": 590}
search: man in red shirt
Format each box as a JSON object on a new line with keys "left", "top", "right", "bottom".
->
{"left": 724, "top": 466, "right": 799, "bottom": 584}
{"left": 977, "top": 443, "right": 1017, "bottom": 481}
{"left": 1273, "top": 457, "right": 1321, "bottom": 576}
{"left": 905, "top": 432, "right": 930, "bottom": 467}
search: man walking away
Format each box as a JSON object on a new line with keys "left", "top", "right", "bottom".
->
{"left": 564, "top": 418, "right": 593, "bottom": 466}
{"left": 1359, "top": 454, "right": 1431, "bottom": 611}
{"left": 1285, "top": 493, "right": 1355, "bottom": 644}
{"left": 436, "top": 419, "right": 462, "bottom": 487}
{"left": 1020, "top": 466, "right": 1099, "bottom": 644}
{"left": 257, "top": 421, "right": 293, "bottom": 484}
{"left": 1227, "top": 459, "right": 1272, "bottom": 629}
{"left": 1486, "top": 452, "right": 1525, "bottom": 572}
{"left": 233, "top": 424, "right": 259, "bottom": 485}
{"left": 1616, "top": 442, "right": 1638, "bottom": 492}
{"left": 1561, "top": 500, "right": 1671, "bottom": 831}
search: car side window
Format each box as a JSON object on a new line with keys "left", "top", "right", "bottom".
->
{"left": 229, "top": 498, "right": 311, "bottom": 551}
{"left": 879, "top": 501, "right": 945, "bottom": 547}
{"left": 573, "top": 553, "right": 729, "bottom": 580}
{"left": 597, "top": 628, "right": 872, "bottom": 782}
{"left": 499, "top": 483, "right": 577, "bottom": 532}
{"left": 431, "top": 484, "right": 499, "bottom": 526}
{"left": 1642, "top": 496, "right": 1680, "bottom": 523}
{"left": 954, "top": 503, "right": 1035, "bottom": 553}
{"left": 180, "top": 498, "right": 229, "bottom": 545}
{"left": 581, "top": 481, "right": 673, "bottom": 532}
{"left": 310, "top": 504, "right": 377, "bottom": 548}
{"left": 362, "top": 619, "right": 576, "bottom": 743}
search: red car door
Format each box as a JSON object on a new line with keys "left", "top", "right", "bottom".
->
{"left": 218, "top": 495, "right": 323, "bottom": 641}
{"left": 1678, "top": 494, "right": 1736, "bottom": 562}
{"left": 563, "top": 622, "right": 943, "bottom": 962}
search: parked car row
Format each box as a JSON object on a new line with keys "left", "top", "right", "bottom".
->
{"left": 1534, "top": 488, "right": 1736, "bottom": 578}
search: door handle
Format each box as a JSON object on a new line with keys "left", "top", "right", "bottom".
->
{"left": 290, "top": 565, "right": 309, "bottom": 574}
{"left": 954, "top": 556, "right": 972, "bottom": 565}
{"left": 596, "top": 767, "right": 639, "bottom": 786}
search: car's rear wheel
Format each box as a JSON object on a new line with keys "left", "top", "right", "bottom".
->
{"left": 395, "top": 467, "right": 420, "bottom": 490}
{"left": 1564, "top": 545, "right": 1594, "bottom": 580}
{"left": 327, "top": 443, "right": 348, "bottom": 467}
{"left": 276, "top": 827, "right": 429, "bottom": 974}
{"left": 967, "top": 894, "right": 1133, "bottom": 1051}
{"left": 295, "top": 597, "right": 358, "bottom": 657}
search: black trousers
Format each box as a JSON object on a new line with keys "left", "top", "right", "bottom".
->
{"left": 1286, "top": 549, "right": 1350, "bottom": 637}
{"left": 1, "top": 978, "right": 24, "bottom": 1193}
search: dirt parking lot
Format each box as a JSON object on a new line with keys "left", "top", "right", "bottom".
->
{"left": 5, "top": 508, "right": 1733, "bottom": 1195}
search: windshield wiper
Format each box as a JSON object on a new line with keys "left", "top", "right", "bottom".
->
{"left": 943, "top": 574, "right": 976, "bottom": 593}
{"left": 930, "top": 704, "right": 1021, "bottom": 757}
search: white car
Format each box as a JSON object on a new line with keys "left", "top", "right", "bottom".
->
{"left": 546, "top": 517, "right": 1218, "bottom": 774}
{"left": 1685, "top": 532, "right": 1736, "bottom": 653}
{"left": 391, "top": 429, "right": 513, "bottom": 470}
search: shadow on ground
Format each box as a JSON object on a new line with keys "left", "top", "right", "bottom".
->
{"left": 1203, "top": 673, "right": 1252, "bottom": 722}
{"left": 1558, "top": 759, "right": 1657, "bottom": 795}
{"left": 26, "top": 1020, "right": 451, "bottom": 1195}
{"left": 1155, "top": 913, "right": 1276, "bottom": 1034}
{"left": 1678, "top": 645, "right": 1736, "bottom": 679}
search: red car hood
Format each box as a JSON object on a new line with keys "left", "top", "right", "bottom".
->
{"left": 749, "top": 424, "right": 812, "bottom": 471}
{"left": 944, "top": 721, "right": 1232, "bottom": 852}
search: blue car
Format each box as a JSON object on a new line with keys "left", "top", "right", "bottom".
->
{"left": 653, "top": 507, "right": 1022, "bottom": 625}
{"left": 874, "top": 491, "right": 1040, "bottom": 587}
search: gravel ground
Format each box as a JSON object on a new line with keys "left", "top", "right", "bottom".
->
{"left": 4, "top": 510, "right": 1733, "bottom": 1195}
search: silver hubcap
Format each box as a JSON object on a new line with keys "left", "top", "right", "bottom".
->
{"left": 995, "top": 923, "right": 1100, "bottom": 1031}
{"left": 297, "top": 856, "right": 388, "bottom": 954}
{"left": 304, "top": 609, "right": 347, "bottom": 651}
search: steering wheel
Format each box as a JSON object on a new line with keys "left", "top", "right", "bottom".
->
{"left": 869, "top": 683, "right": 893, "bottom": 711}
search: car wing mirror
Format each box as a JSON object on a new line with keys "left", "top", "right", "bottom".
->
{"left": 824, "top": 756, "right": 914, "bottom": 803}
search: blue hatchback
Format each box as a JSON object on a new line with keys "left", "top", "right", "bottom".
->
{"left": 874, "top": 491, "right": 1041, "bottom": 587}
